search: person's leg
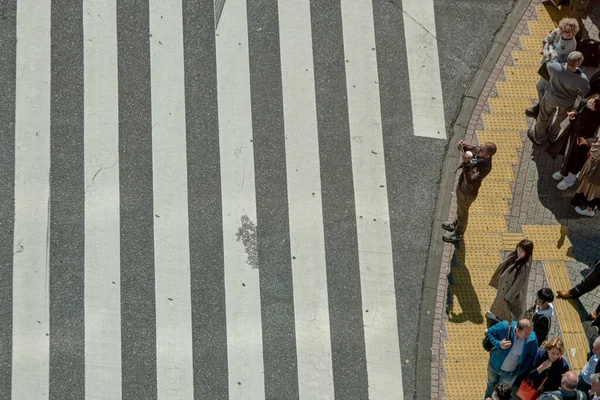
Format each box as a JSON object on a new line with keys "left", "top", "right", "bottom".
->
{"left": 485, "top": 364, "right": 501, "bottom": 399}
{"left": 536, "top": 77, "right": 548, "bottom": 105}
{"left": 548, "top": 105, "right": 570, "bottom": 143}
{"left": 454, "top": 190, "right": 477, "bottom": 237}
{"left": 532, "top": 97, "right": 555, "bottom": 144}
{"left": 571, "top": 261, "right": 600, "bottom": 297}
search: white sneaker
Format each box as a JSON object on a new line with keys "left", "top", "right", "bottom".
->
{"left": 557, "top": 179, "right": 575, "bottom": 190}
{"left": 552, "top": 171, "right": 565, "bottom": 181}
{"left": 485, "top": 310, "right": 500, "bottom": 322}
{"left": 575, "top": 206, "right": 595, "bottom": 217}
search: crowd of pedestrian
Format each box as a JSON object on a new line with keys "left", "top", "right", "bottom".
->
{"left": 440, "top": 6, "right": 600, "bottom": 398}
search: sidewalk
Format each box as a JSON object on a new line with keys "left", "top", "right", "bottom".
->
{"left": 429, "top": 1, "right": 600, "bottom": 398}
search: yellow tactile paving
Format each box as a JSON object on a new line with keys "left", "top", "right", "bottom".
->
{"left": 504, "top": 66, "right": 540, "bottom": 83}
{"left": 479, "top": 164, "right": 513, "bottom": 180}
{"left": 442, "top": 5, "right": 588, "bottom": 398}
{"left": 513, "top": 51, "right": 544, "bottom": 66}
{"left": 497, "top": 82, "right": 539, "bottom": 99}
{"left": 476, "top": 130, "right": 523, "bottom": 148}
{"left": 454, "top": 249, "right": 501, "bottom": 267}
{"left": 483, "top": 112, "right": 529, "bottom": 131}
{"left": 470, "top": 197, "right": 510, "bottom": 215}
{"left": 478, "top": 180, "right": 513, "bottom": 198}
{"left": 520, "top": 35, "right": 542, "bottom": 52}
{"left": 542, "top": 261, "right": 588, "bottom": 373}
{"left": 487, "top": 97, "right": 533, "bottom": 115}
{"left": 528, "top": 20, "right": 557, "bottom": 37}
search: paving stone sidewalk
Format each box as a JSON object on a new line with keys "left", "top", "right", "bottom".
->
{"left": 430, "top": 1, "right": 600, "bottom": 398}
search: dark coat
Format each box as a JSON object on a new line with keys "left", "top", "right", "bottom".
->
{"left": 527, "top": 348, "right": 571, "bottom": 393}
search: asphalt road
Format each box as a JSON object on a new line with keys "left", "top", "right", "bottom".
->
{"left": 0, "top": 0, "right": 515, "bottom": 399}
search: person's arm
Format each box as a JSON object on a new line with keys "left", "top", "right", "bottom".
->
{"left": 547, "top": 59, "right": 562, "bottom": 78}
{"left": 461, "top": 161, "right": 490, "bottom": 184}
{"left": 520, "top": 341, "right": 539, "bottom": 377}
{"left": 528, "top": 351, "right": 544, "bottom": 376}
{"left": 485, "top": 321, "right": 507, "bottom": 349}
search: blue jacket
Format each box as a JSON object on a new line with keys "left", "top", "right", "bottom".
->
{"left": 485, "top": 320, "right": 538, "bottom": 377}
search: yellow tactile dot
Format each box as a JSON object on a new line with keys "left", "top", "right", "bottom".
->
{"left": 477, "top": 130, "right": 523, "bottom": 148}
{"left": 513, "top": 51, "right": 544, "bottom": 66}
{"left": 483, "top": 112, "right": 528, "bottom": 131}
{"left": 562, "top": 332, "right": 588, "bottom": 373}
{"left": 478, "top": 180, "right": 513, "bottom": 198}
{"left": 470, "top": 197, "right": 509, "bottom": 215}
{"left": 445, "top": 323, "right": 489, "bottom": 341}
{"left": 520, "top": 35, "right": 542, "bottom": 52}
{"left": 528, "top": 20, "right": 557, "bottom": 38}
{"left": 454, "top": 249, "right": 501, "bottom": 267}
{"left": 497, "top": 82, "right": 539, "bottom": 99}
{"left": 532, "top": 247, "right": 573, "bottom": 261}
{"left": 501, "top": 232, "right": 525, "bottom": 250}
{"left": 503, "top": 66, "right": 540, "bottom": 83}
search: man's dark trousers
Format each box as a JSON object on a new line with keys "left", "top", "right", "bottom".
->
{"left": 454, "top": 189, "right": 477, "bottom": 236}
{"left": 570, "top": 261, "right": 600, "bottom": 298}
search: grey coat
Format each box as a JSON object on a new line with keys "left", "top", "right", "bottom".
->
{"left": 489, "top": 255, "right": 532, "bottom": 321}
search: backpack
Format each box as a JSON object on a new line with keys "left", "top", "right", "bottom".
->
{"left": 483, "top": 321, "right": 511, "bottom": 352}
{"left": 578, "top": 39, "right": 600, "bottom": 68}
{"left": 532, "top": 313, "right": 551, "bottom": 344}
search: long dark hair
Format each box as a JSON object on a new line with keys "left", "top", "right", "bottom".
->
{"left": 507, "top": 239, "right": 534, "bottom": 265}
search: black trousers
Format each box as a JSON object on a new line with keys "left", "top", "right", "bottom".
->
{"left": 570, "top": 261, "right": 600, "bottom": 298}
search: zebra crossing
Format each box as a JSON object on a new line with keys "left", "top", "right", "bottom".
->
{"left": 0, "top": 0, "right": 449, "bottom": 398}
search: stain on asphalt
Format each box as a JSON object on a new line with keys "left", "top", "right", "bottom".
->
{"left": 236, "top": 215, "right": 258, "bottom": 269}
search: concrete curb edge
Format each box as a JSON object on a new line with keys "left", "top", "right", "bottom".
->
{"left": 414, "top": 0, "right": 532, "bottom": 398}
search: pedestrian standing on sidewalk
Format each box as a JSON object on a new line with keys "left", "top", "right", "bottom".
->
{"left": 571, "top": 0, "right": 591, "bottom": 41}
{"left": 525, "top": 287, "right": 555, "bottom": 344}
{"left": 486, "top": 239, "right": 534, "bottom": 322}
{"left": 526, "top": 18, "right": 579, "bottom": 118}
{"left": 442, "top": 140, "right": 496, "bottom": 243}
{"left": 483, "top": 319, "right": 538, "bottom": 399}
{"left": 526, "top": 338, "right": 571, "bottom": 393}
{"left": 547, "top": 95, "right": 600, "bottom": 191}
{"left": 528, "top": 51, "right": 590, "bottom": 146}
{"left": 485, "top": 383, "right": 512, "bottom": 400}
{"left": 590, "top": 373, "right": 600, "bottom": 400}
{"left": 571, "top": 135, "right": 600, "bottom": 217}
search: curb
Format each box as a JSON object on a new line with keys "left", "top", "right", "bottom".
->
{"left": 414, "top": 0, "right": 533, "bottom": 398}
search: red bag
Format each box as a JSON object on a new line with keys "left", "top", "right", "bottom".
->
{"left": 516, "top": 377, "right": 547, "bottom": 400}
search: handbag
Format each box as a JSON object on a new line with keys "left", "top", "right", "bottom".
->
{"left": 516, "top": 376, "right": 548, "bottom": 400}
{"left": 538, "top": 62, "right": 550, "bottom": 81}
{"left": 483, "top": 320, "right": 511, "bottom": 352}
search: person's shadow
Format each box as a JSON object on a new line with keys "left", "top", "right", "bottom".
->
{"left": 446, "top": 242, "right": 485, "bottom": 324}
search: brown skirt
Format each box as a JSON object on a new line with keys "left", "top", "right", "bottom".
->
{"left": 575, "top": 158, "right": 600, "bottom": 202}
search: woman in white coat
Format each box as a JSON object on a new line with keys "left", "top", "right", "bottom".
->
{"left": 486, "top": 239, "right": 535, "bottom": 322}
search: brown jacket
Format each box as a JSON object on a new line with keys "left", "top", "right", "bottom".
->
{"left": 489, "top": 254, "right": 532, "bottom": 321}
{"left": 456, "top": 144, "right": 493, "bottom": 196}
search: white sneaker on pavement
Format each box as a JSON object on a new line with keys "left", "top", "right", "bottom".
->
{"left": 552, "top": 171, "right": 565, "bottom": 181}
{"left": 557, "top": 179, "right": 575, "bottom": 190}
{"left": 575, "top": 206, "right": 595, "bottom": 217}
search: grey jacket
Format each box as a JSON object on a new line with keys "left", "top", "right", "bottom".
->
{"left": 546, "top": 60, "right": 590, "bottom": 108}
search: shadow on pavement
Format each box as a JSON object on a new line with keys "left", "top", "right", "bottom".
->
{"left": 446, "top": 243, "right": 485, "bottom": 324}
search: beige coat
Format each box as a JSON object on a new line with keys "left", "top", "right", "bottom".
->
{"left": 489, "top": 255, "right": 532, "bottom": 321}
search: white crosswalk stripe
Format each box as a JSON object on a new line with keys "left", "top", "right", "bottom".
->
{"left": 3, "top": 1, "right": 449, "bottom": 398}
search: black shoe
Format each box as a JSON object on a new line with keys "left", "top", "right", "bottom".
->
{"left": 525, "top": 104, "right": 539, "bottom": 118}
{"left": 442, "top": 231, "right": 463, "bottom": 243}
{"left": 442, "top": 221, "right": 456, "bottom": 231}
{"left": 527, "top": 129, "right": 543, "bottom": 146}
